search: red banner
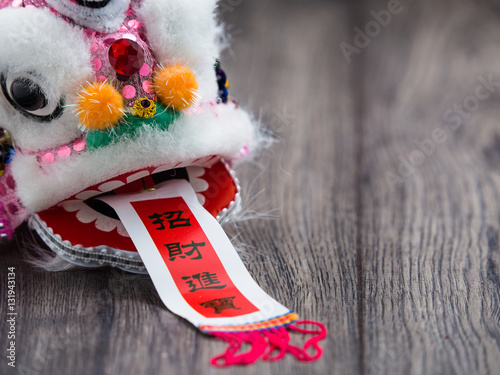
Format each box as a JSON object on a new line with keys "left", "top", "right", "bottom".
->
{"left": 131, "top": 197, "right": 258, "bottom": 318}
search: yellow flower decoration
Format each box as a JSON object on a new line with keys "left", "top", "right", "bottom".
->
{"left": 132, "top": 98, "right": 157, "bottom": 118}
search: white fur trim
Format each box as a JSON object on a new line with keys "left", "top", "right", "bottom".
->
{"left": 0, "top": 7, "right": 92, "bottom": 150}
{"left": 136, "top": 0, "right": 220, "bottom": 102}
{"left": 45, "top": 0, "right": 130, "bottom": 33}
{"left": 12, "top": 103, "right": 256, "bottom": 213}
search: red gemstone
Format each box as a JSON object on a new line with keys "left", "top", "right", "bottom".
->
{"left": 108, "top": 39, "right": 145, "bottom": 76}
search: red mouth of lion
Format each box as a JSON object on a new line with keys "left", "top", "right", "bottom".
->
{"left": 34, "top": 158, "right": 239, "bottom": 254}
{"left": 81, "top": 167, "right": 192, "bottom": 221}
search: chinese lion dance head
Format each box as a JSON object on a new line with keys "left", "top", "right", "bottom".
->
{"left": 0, "top": 0, "right": 257, "bottom": 272}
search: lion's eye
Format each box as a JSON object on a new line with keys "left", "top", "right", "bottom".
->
{"left": 10, "top": 79, "right": 48, "bottom": 112}
{"left": 0, "top": 73, "right": 64, "bottom": 123}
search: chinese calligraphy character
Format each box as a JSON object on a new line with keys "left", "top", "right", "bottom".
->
{"left": 148, "top": 213, "right": 166, "bottom": 230}
{"left": 200, "top": 297, "right": 241, "bottom": 314}
{"left": 181, "top": 241, "right": 204, "bottom": 260}
{"left": 163, "top": 210, "right": 191, "bottom": 229}
{"left": 165, "top": 241, "right": 205, "bottom": 261}
{"left": 181, "top": 272, "right": 227, "bottom": 292}
{"left": 165, "top": 243, "right": 183, "bottom": 261}
{"left": 148, "top": 211, "right": 191, "bottom": 230}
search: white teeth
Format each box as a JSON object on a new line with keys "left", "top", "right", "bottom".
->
{"left": 59, "top": 200, "right": 82, "bottom": 212}
{"left": 126, "top": 170, "right": 150, "bottom": 183}
{"left": 75, "top": 190, "right": 100, "bottom": 201}
{"left": 58, "top": 165, "right": 212, "bottom": 238}
{"left": 76, "top": 206, "right": 98, "bottom": 224}
{"left": 187, "top": 167, "right": 209, "bottom": 192}
{"left": 187, "top": 166, "right": 204, "bottom": 178}
{"left": 153, "top": 164, "right": 174, "bottom": 174}
{"left": 116, "top": 223, "right": 129, "bottom": 236}
{"left": 98, "top": 180, "right": 125, "bottom": 192}
{"left": 95, "top": 216, "right": 116, "bottom": 233}
{"left": 187, "top": 167, "right": 209, "bottom": 205}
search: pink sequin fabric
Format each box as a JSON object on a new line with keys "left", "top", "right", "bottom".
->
{"left": 0, "top": 167, "right": 26, "bottom": 238}
{"left": 22, "top": 0, "right": 157, "bottom": 105}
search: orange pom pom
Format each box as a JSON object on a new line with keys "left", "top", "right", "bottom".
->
{"left": 77, "top": 82, "right": 124, "bottom": 131}
{"left": 153, "top": 64, "right": 199, "bottom": 111}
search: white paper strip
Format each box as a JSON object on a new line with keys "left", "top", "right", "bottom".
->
{"left": 98, "top": 179, "right": 290, "bottom": 330}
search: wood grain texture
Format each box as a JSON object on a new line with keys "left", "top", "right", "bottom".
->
{"left": 1, "top": 0, "right": 500, "bottom": 374}
{"left": 357, "top": 0, "right": 500, "bottom": 374}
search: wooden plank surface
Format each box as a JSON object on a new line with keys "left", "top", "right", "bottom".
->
{"left": 356, "top": 0, "right": 500, "bottom": 374}
{"left": 1, "top": 1, "right": 361, "bottom": 374}
{"left": 1, "top": 0, "right": 500, "bottom": 374}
